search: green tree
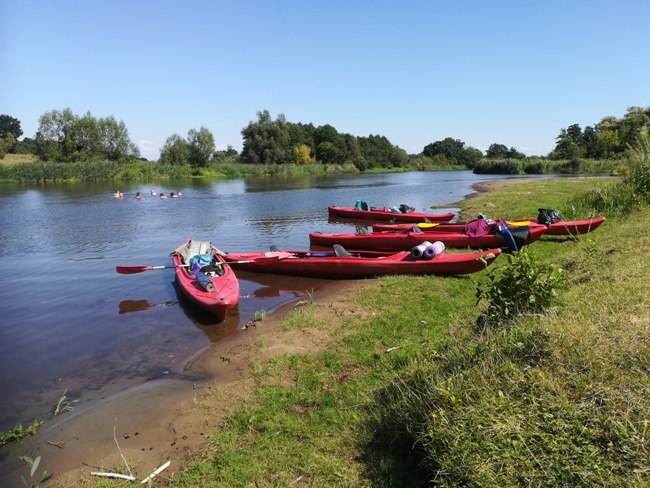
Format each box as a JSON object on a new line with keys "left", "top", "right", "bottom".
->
{"left": 0, "top": 133, "right": 16, "bottom": 159}
{"left": 97, "top": 115, "right": 140, "bottom": 161}
{"left": 35, "top": 109, "right": 139, "bottom": 161}
{"left": 0, "top": 115, "right": 23, "bottom": 139}
{"left": 187, "top": 126, "right": 215, "bottom": 167}
{"left": 506, "top": 146, "right": 525, "bottom": 159}
{"left": 422, "top": 137, "right": 466, "bottom": 163}
{"left": 35, "top": 108, "right": 75, "bottom": 161}
{"left": 240, "top": 110, "right": 292, "bottom": 164}
{"left": 292, "top": 144, "right": 312, "bottom": 164}
{"left": 596, "top": 130, "right": 620, "bottom": 159}
{"left": 486, "top": 143, "right": 509, "bottom": 158}
{"left": 159, "top": 133, "right": 189, "bottom": 165}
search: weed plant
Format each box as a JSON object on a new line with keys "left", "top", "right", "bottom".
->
{"left": 0, "top": 420, "right": 42, "bottom": 447}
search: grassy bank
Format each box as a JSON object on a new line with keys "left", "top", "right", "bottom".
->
{"left": 54, "top": 176, "right": 650, "bottom": 486}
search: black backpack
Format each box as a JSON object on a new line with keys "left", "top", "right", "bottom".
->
{"left": 537, "top": 208, "right": 562, "bottom": 225}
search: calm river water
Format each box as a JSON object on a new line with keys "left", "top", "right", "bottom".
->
{"left": 0, "top": 171, "right": 530, "bottom": 437}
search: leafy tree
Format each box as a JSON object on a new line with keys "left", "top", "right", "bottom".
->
{"left": 159, "top": 133, "right": 189, "bottom": 165}
{"left": 35, "top": 109, "right": 75, "bottom": 161}
{"left": 187, "top": 126, "right": 215, "bottom": 167}
{"left": 35, "top": 109, "right": 139, "bottom": 162}
{"left": 292, "top": 144, "right": 312, "bottom": 164}
{"left": 0, "top": 133, "right": 16, "bottom": 159}
{"left": 0, "top": 115, "right": 23, "bottom": 139}
{"left": 566, "top": 123, "right": 583, "bottom": 143}
{"left": 506, "top": 146, "right": 525, "bottom": 159}
{"left": 99, "top": 116, "right": 140, "bottom": 160}
{"left": 12, "top": 137, "right": 37, "bottom": 155}
{"left": 240, "top": 110, "right": 292, "bottom": 164}
{"left": 423, "top": 137, "right": 467, "bottom": 163}
{"left": 486, "top": 143, "right": 509, "bottom": 158}
{"left": 596, "top": 130, "right": 620, "bottom": 159}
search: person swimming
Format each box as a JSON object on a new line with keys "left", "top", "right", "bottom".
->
{"left": 170, "top": 192, "right": 178, "bottom": 198}
{"left": 159, "top": 193, "right": 167, "bottom": 199}
{"left": 150, "top": 188, "right": 156, "bottom": 196}
{"left": 135, "top": 191, "right": 141, "bottom": 199}
{"left": 114, "top": 190, "right": 123, "bottom": 198}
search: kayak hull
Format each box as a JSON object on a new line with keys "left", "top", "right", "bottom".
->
{"left": 328, "top": 205, "right": 455, "bottom": 223}
{"left": 373, "top": 217, "right": 604, "bottom": 237}
{"left": 172, "top": 245, "right": 239, "bottom": 321}
{"left": 532, "top": 216, "right": 605, "bottom": 236}
{"left": 224, "top": 248, "right": 502, "bottom": 279}
{"left": 310, "top": 225, "right": 547, "bottom": 251}
{"left": 372, "top": 221, "right": 544, "bottom": 233}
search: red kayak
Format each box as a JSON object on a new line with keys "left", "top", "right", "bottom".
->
{"left": 310, "top": 225, "right": 547, "bottom": 251}
{"left": 513, "top": 216, "right": 606, "bottom": 236}
{"left": 371, "top": 220, "right": 543, "bottom": 233}
{"left": 224, "top": 247, "right": 502, "bottom": 279}
{"left": 328, "top": 205, "right": 455, "bottom": 223}
{"left": 170, "top": 240, "right": 240, "bottom": 321}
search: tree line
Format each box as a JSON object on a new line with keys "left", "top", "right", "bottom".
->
{"left": 549, "top": 106, "right": 650, "bottom": 160}
{"left": 2, "top": 106, "right": 649, "bottom": 168}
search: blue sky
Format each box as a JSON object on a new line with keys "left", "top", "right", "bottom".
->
{"left": 2, "top": 1, "right": 649, "bottom": 160}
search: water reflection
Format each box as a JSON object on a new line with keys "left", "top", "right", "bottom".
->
{"left": 118, "top": 299, "right": 177, "bottom": 314}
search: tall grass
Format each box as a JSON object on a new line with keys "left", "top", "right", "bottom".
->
{"left": 565, "top": 133, "right": 650, "bottom": 218}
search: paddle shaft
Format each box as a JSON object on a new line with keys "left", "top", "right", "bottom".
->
{"left": 116, "top": 256, "right": 279, "bottom": 274}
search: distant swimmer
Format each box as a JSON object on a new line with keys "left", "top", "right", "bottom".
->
{"left": 170, "top": 192, "right": 178, "bottom": 198}
{"left": 150, "top": 188, "right": 156, "bottom": 196}
{"left": 176, "top": 188, "right": 182, "bottom": 197}
{"left": 135, "top": 191, "right": 141, "bottom": 199}
{"left": 159, "top": 193, "right": 167, "bottom": 199}
{"left": 114, "top": 190, "right": 123, "bottom": 198}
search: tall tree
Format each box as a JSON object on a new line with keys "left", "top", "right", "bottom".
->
{"left": 159, "top": 133, "right": 189, "bottom": 165}
{"left": 0, "top": 115, "right": 23, "bottom": 139}
{"left": 187, "top": 126, "right": 215, "bottom": 167}
{"left": 486, "top": 143, "right": 509, "bottom": 158}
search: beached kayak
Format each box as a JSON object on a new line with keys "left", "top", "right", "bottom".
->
{"left": 514, "top": 216, "right": 606, "bottom": 236}
{"left": 170, "top": 240, "right": 240, "bottom": 321}
{"left": 328, "top": 205, "right": 456, "bottom": 223}
{"left": 310, "top": 225, "right": 547, "bottom": 251}
{"left": 224, "top": 247, "right": 502, "bottom": 278}
{"left": 371, "top": 220, "right": 542, "bottom": 233}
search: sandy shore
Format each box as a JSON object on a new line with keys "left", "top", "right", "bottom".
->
{"left": 0, "top": 280, "right": 368, "bottom": 486}
{"left": 0, "top": 178, "right": 521, "bottom": 485}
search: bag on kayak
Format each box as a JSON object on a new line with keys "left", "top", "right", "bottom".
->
{"left": 399, "top": 203, "right": 415, "bottom": 213}
{"left": 355, "top": 200, "right": 369, "bottom": 211}
{"left": 537, "top": 208, "right": 562, "bottom": 225}
{"left": 189, "top": 253, "right": 213, "bottom": 277}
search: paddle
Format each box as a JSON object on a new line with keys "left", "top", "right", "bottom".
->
{"left": 116, "top": 256, "right": 281, "bottom": 275}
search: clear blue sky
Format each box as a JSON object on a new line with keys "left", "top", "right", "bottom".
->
{"left": 2, "top": 0, "right": 649, "bottom": 160}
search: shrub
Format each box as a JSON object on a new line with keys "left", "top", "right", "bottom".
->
{"left": 475, "top": 247, "right": 565, "bottom": 330}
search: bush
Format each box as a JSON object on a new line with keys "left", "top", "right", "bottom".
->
{"left": 475, "top": 247, "right": 565, "bottom": 330}
{"left": 472, "top": 159, "right": 521, "bottom": 174}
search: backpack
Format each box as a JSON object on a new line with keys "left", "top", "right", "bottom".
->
{"left": 537, "top": 208, "right": 562, "bottom": 225}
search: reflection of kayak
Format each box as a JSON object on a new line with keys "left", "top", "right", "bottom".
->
{"left": 328, "top": 205, "right": 455, "bottom": 223}
{"left": 310, "top": 225, "right": 547, "bottom": 251}
{"left": 224, "top": 248, "right": 502, "bottom": 278}
{"left": 513, "top": 216, "right": 606, "bottom": 236}
{"left": 170, "top": 240, "right": 240, "bottom": 321}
